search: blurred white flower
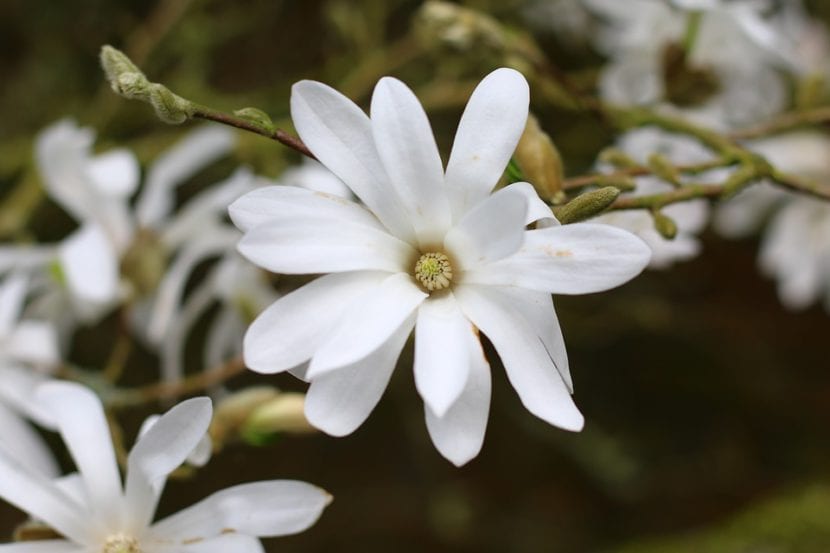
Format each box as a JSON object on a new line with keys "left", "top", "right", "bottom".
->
{"left": 592, "top": 128, "right": 712, "bottom": 268}
{"left": 716, "top": 131, "right": 830, "bottom": 310}
{"left": 585, "top": 0, "right": 790, "bottom": 127}
{"left": 0, "top": 381, "right": 330, "bottom": 552}
{"left": 33, "top": 120, "right": 239, "bottom": 325}
{"left": 230, "top": 68, "right": 651, "bottom": 466}
{"left": 0, "top": 274, "right": 59, "bottom": 477}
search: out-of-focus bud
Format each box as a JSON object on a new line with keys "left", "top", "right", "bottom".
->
{"left": 415, "top": 1, "right": 505, "bottom": 53}
{"left": 514, "top": 114, "right": 564, "bottom": 200}
{"left": 242, "top": 392, "right": 315, "bottom": 445}
{"left": 211, "top": 386, "right": 281, "bottom": 448}
{"left": 120, "top": 229, "right": 168, "bottom": 299}
{"left": 553, "top": 186, "right": 620, "bottom": 224}
{"left": 598, "top": 148, "right": 639, "bottom": 169}
{"left": 594, "top": 174, "right": 637, "bottom": 192}
{"left": 100, "top": 45, "right": 145, "bottom": 95}
{"left": 647, "top": 153, "right": 682, "bottom": 186}
{"left": 652, "top": 210, "right": 678, "bottom": 239}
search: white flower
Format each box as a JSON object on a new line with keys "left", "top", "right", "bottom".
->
{"left": 230, "top": 68, "right": 651, "bottom": 465}
{"left": 592, "top": 128, "right": 711, "bottom": 268}
{"left": 0, "top": 381, "right": 330, "bottom": 552}
{"left": 0, "top": 274, "right": 60, "bottom": 477}
{"left": 715, "top": 131, "right": 830, "bottom": 310}
{"left": 585, "top": 0, "right": 790, "bottom": 127}
{"left": 33, "top": 120, "right": 239, "bottom": 324}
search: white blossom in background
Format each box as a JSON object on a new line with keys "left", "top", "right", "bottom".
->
{"left": 29, "top": 120, "right": 240, "bottom": 331}
{"left": 0, "top": 274, "right": 60, "bottom": 477}
{"left": 715, "top": 131, "right": 830, "bottom": 310}
{"left": 592, "top": 128, "right": 712, "bottom": 268}
{"left": 583, "top": 0, "right": 791, "bottom": 127}
{"left": 230, "top": 68, "right": 651, "bottom": 466}
{"left": 0, "top": 381, "right": 330, "bottom": 552}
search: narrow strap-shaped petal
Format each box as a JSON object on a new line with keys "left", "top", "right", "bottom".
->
{"left": 305, "top": 315, "right": 414, "bottom": 436}
{"left": 36, "top": 382, "right": 123, "bottom": 529}
{"left": 424, "top": 326, "right": 491, "bottom": 467}
{"left": 0, "top": 274, "right": 27, "bottom": 337}
{"left": 414, "top": 294, "right": 472, "bottom": 417}
{"left": 370, "top": 77, "right": 451, "bottom": 247}
{"left": 163, "top": 533, "right": 265, "bottom": 553}
{"left": 0, "top": 540, "right": 83, "bottom": 552}
{"left": 463, "top": 224, "right": 651, "bottom": 294}
{"left": 87, "top": 148, "right": 140, "bottom": 198}
{"left": 0, "top": 401, "right": 58, "bottom": 478}
{"left": 0, "top": 449, "right": 92, "bottom": 544}
{"left": 291, "top": 80, "right": 415, "bottom": 242}
{"left": 152, "top": 480, "right": 330, "bottom": 540}
{"left": 307, "top": 273, "right": 425, "bottom": 377}
{"left": 7, "top": 320, "right": 60, "bottom": 367}
{"left": 237, "top": 213, "right": 415, "bottom": 275}
{"left": 124, "top": 397, "right": 213, "bottom": 533}
{"left": 455, "top": 284, "right": 584, "bottom": 431}
{"left": 500, "top": 182, "right": 558, "bottom": 225}
{"left": 444, "top": 68, "right": 529, "bottom": 219}
{"left": 444, "top": 184, "right": 527, "bottom": 271}
{"left": 57, "top": 223, "right": 120, "bottom": 306}
{"left": 244, "top": 272, "right": 386, "bottom": 374}
{"left": 136, "top": 126, "right": 236, "bottom": 228}
{"left": 0, "top": 246, "right": 56, "bottom": 275}
{"left": 495, "top": 287, "right": 571, "bottom": 392}
{"left": 229, "top": 185, "right": 383, "bottom": 234}
{"left": 0, "top": 367, "right": 53, "bottom": 428}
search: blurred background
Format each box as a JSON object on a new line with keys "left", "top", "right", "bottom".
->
{"left": 2, "top": 0, "right": 830, "bottom": 551}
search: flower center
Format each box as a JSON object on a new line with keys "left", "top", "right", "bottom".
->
{"left": 103, "top": 534, "right": 141, "bottom": 553}
{"left": 414, "top": 252, "right": 453, "bottom": 292}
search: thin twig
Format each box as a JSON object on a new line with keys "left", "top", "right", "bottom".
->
{"left": 729, "top": 107, "right": 830, "bottom": 140}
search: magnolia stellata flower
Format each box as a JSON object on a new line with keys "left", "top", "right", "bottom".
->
{"left": 230, "top": 68, "right": 651, "bottom": 465}
{"left": 0, "top": 381, "right": 330, "bottom": 552}
{"left": 0, "top": 274, "right": 60, "bottom": 477}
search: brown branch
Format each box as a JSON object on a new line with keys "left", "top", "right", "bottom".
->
{"left": 729, "top": 107, "right": 830, "bottom": 140}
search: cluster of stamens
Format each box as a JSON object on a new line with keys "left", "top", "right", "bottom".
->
{"left": 103, "top": 534, "right": 141, "bottom": 553}
{"left": 414, "top": 252, "right": 453, "bottom": 292}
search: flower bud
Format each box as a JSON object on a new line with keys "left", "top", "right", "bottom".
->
{"left": 554, "top": 187, "right": 620, "bottom": 224}
{"left": 514, "top": 114, "right": 564, "bottom": 199}
{"left": 652, "top": 210, "right": 678, "bottom": 239}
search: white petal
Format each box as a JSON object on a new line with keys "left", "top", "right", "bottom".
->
{"left": 307, "top": 273, "right": 425, "bottom": 377}
{"left": 501, "top": 288, "right": 572, "bottom": 392}
{"left": 305, "top": 316, "right": 413, "bottom": 436}
{"left": 280, "top": 158, "right": 354, "bottom": 199}
{"left": 229, "top": 185, "right": 383, "bottom": 234}
{"left": 0, "top": 246, "right": 55, "bottom": 275}
{"left": 58, "top": 223, "right": 120, "bottom": 305}
{"left": 444, "top": 68, "right": 530, "bottom": 218}
{"left": 35, "top": 382, "right": 122, "bottom": 527}
{"left": 124, "top": 397, "right": 213, "bottom": 533}
{"left": 146, "top": 228, "right": 239, "bottom": 345}
{"left": 444, "top": 185, "right": 527, "bottom": 270}
{"left": 0, "top": 401, "right": 58, "bottom": 478}
{"left": 291, "top": 80, "right": 414, "bottom": 241}
{"left": 424, "top": 328, "right": 491, "bottom": 466}
{"left": 173, "top": 534, "right": 265, "bottom": 553}
{"left": 370, "top": 77, "right": 451, "bottom": 246}
{"left": 455, "top": 285, "right": 584, "bottom": 431}
{"left": 160, "top": 168, "right": 254, "bottom": 249}
{"left": 414, "top": 294, "right": 472, "bottom": 417}
{"left": 0, "top": 274, "right": 27, "bottom": 337}
{"left": 152, "top": 480, "right": 330, "bottom": 540}
{"left": 237, "top": 214, "right": 415, "bottom": 275}
{"left": 7, "top": 321, "right": 60, "bottom": 367}
{"left": 87, "top": 149, "right": 140, "bottom": 198}
{"left": 464, "top": 224, "right": 651, "bottom": 294}
{"left": 501, "top": 181, "right": 557, "bottom": 224}
{"left": 0, "top": 541, "right": 82, "bottom": 552}
{"left": 136, "top": 126, "right": 236, "bottom": 228}
{"left": 0, "top": 449, "right": 92, "bottom": 544}
{"left": 244, "top": 272, "right": 385, "bottom": 374}
{"left": 0, "top": 367, "right": 54, "bottom": 428}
